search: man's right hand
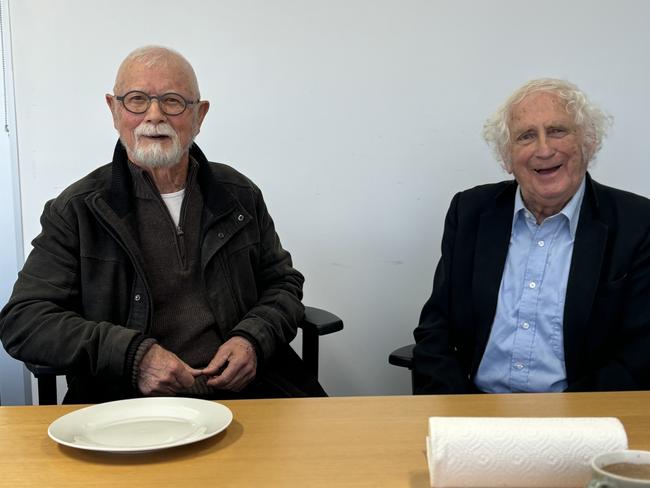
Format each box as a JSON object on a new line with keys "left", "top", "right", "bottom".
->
{"left": 137, "top": 343, "right": 202, "bottom": 395}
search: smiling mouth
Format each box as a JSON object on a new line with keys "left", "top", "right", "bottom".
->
{"left": 534, "top": 164, "right": 562, "bottom": 175}
{"left": 141, "top": 134, "right": 171, "bottom": 142}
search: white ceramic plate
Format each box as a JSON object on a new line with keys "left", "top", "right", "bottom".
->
{"left": 48, "top": 397, "right": 233, "bottom": 453}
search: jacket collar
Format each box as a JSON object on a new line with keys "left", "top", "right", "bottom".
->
{"left": 471, "top": 180, "right": 517, "bottom": 370}
{"left": 107, "top": 140, "right": 238, "bottom": 219}
{"left": 563, "top": 172, "right": 608, "bottom": 382}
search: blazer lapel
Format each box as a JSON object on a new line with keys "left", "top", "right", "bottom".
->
{"left": 563, "top": 176, "right": 608, "bottom": 380}
{"left": 471, "top": 183, "right": 516, "bottom": 369}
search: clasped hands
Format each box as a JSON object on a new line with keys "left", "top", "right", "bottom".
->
{"left": 137, "top": 336, "right": 257, "bottom": 396}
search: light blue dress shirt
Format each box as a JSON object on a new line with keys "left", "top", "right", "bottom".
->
{"left": 474, "top": 178, "right": 586, "bottom": 393}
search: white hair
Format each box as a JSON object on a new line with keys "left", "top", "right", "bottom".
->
{"left": 482, "top": 78, "right": 612, "bottom": 170}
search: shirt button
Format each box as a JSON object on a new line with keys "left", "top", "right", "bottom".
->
{"left": 217, "top": 232, "right": 225, "bottom": 239}
{"left": 514, "top": 362, "right": 524, "bottom": 370}
{"left": 529, "top": 281, "right": 536, "bottom": 289}
{"left": 237, "top": 214, "right": 244, "bottom": 222}
{"left": 134, "top": 294, "right": 141, "bottom": 302}
{"left": 538, "top": 240, "right": 545, "bottom": 247}
{"left": 522, "top": 322, "right": 530, "bottom": 330}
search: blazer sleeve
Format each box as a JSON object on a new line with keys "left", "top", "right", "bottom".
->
{"left": 412, "top": 193, "right": 473, "bottom": 394}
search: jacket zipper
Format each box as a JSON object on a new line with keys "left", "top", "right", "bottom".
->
{"left": 144, "top": 166, "right": 196, "bottom": 271}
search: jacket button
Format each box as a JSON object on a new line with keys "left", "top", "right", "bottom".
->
{"left": 237, "top": 214, "right": 244, "bottom": 222}
{"left": 134, "top": 294, "right": 141, "bottom": 302}
{"left": 218, "top": 232, "right": 225, "bottom": 239}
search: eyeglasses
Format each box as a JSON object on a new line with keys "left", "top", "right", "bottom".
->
{"left": 115, "top": 90, "right": 200, "bottom": 116}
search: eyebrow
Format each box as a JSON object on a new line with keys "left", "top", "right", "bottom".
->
{"left": 512, "top": 121, "right": 573, "bottom": 132}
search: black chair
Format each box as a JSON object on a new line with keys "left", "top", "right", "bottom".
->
{"left": 26, "top": 305, "right": 343, "bottom": 405}
{"left": 388, "top": 344, "right": 415, "bottom": 392}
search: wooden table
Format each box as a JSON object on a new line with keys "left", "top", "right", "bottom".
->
{"left": 1, "top": 391, "right": 649, "bottom": 487}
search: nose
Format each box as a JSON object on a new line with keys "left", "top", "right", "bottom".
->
{"left": 534, "top": 133, "right": 555, "bottom": 159}
{"left": 143, "top": 98, "right": 167, "bottom": 123}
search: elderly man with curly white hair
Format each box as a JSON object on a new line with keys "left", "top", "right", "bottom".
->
{"left": 413, "top": 79, "right": 650, "bottom": 394}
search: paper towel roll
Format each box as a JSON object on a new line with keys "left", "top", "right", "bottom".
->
{"left": 426, "top": 417, "right": 627, "bottom": 487}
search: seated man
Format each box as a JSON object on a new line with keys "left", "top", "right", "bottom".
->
{"left": 0, "top": 46, "right": 325, "bottom": 403}
{"left": 413, "top": 78, "right": 650, "bottom": 394}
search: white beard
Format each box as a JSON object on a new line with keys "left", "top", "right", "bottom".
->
{"left": 125, "top": 122, "right": 188, "bottom": 168}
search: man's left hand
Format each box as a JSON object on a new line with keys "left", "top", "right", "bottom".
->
{"left": 202, "top": 336, "right": 257, "bottom": 391}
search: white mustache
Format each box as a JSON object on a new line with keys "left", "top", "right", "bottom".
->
{"left": 134, "top": 123, "right": 177, "bottom": 138}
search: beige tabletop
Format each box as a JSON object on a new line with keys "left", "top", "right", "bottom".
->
{"left": 1, "top": 391, "right": 649, "bottom": 487}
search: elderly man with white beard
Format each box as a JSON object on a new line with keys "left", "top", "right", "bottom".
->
{"left": 0, "top": 46, "right": 325, "bottom": 403}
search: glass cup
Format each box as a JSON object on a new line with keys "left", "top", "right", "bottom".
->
{"left": 587, "top": 450, "right": 650, "bottom": 487}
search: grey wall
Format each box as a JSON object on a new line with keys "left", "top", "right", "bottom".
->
{"left": 7, "top": 0, "right": 650, "bottom": 397}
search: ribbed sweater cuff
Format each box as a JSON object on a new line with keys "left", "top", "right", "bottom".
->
{"left": 129, "top": 337, "right": 157, "bottom": 389}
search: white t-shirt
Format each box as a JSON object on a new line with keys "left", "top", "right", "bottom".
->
{"left": 160, "top": 188, "right": 185, "bottom": 227}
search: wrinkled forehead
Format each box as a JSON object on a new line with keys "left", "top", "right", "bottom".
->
{"left": 509, "top": 91, "right": 574, "bottom": 128}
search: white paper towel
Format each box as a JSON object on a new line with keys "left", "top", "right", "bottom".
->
{"left": 426, "top": 417, "right": 627, "bottom": 487}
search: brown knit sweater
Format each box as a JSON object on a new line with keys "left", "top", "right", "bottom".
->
{"left": 129, "top": 161, "right": 222, "bottom": 371}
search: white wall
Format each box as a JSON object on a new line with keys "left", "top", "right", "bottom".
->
{"left": 0, "top": 0, "right": 30, "bottom": 405}
{"left": 8, "top": 0, "right": 650, "bottom": 396}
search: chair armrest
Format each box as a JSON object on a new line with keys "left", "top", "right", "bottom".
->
{"left": 388, "top": 344, "right": 414, "bottom": 369}
{"left": 24, "top": 363, "right": 63, "bottom": 405}
{"left": 25, "top": 363, "right": 63, "bottom": 378}
{"left": 298, "top": 306, "right": 343, "bottom": 379}
{"left": 299, "top": 306, "right": 344, "bottom": 336}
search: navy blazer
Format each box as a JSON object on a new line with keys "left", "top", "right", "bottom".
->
{"left": 413, "top": 173, "right": 650, "bottom": 393}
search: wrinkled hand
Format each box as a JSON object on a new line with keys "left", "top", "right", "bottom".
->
{"left": 137, "top": 343, "right": 202, "bottom": 395}
{"left": 202, "top": 336, "right": 257, "bottom": 391}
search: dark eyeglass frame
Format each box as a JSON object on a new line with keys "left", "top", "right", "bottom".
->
{"left": 115, "top": 90, "right": 200, "bottom": 116}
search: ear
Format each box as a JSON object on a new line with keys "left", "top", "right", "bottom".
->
{"left": 582, "top": 140, "right": 596, "bottom": 165}
{"left": 502, "top": 149, "right": 514, "bottom": 174}
{"left": 193, "top": 100, "right": 210, "bottom": 136}
{"left": 197, "top": 100, "right": 210, "bottom": 125}
{"left": 105, "top": 94, "right": 120, "bottom": 130}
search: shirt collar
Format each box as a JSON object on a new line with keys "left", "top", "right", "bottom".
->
{"left": 512, "top": 177, "right": 586, "bottom": 239}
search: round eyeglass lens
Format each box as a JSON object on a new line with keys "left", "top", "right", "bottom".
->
{"left": 122, "top": 91, "right": 188, "bottom": 115}
{"left": 122, "top": 92, "right": 146, "bottom": 113}
{"left": 159, "top": 94, "right": 186, "bottom": 115}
